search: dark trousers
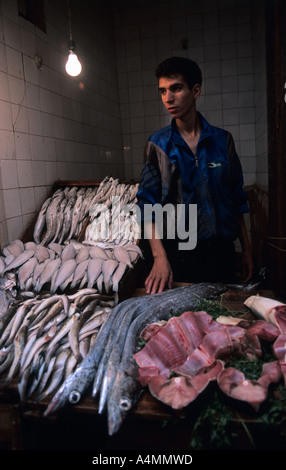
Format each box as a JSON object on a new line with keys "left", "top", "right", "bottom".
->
{"left": 139, "top": 237, "right": 237, "bottom": 284}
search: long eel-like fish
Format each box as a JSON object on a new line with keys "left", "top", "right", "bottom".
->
{"left": 44, "top": 283, "right": 227, "bottom": 433}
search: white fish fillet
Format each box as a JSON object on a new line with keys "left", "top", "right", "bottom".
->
{"left": 50, "top": 259, "right": 77, "bottom": 294}
{"left": 113, "top": 246, "right": 133, "bottom": 268}
{"left": 3, "top": 250, "right": 35, "bottom": 273}
{"left": 87, "top": 258, "right": 104, "bottom": 288}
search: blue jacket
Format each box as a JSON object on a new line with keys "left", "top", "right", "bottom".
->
{"left": 136, "top": 113, "right": 249, "bottom": 242}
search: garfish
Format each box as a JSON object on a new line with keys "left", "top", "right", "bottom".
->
{"left": 45, "top": 283, "right": 226, "bottom": 424}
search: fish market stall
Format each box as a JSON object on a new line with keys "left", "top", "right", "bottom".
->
{"left": 0, "top": 176, "right": 286, "bottom": 450}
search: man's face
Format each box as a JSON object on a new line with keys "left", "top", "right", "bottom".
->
{"left": 158, "top": 74, "right": 201, "bottom": 120}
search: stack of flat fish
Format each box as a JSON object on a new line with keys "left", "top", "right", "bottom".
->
{"left": 33, "top": 177, "right": 140, "bottom": 248}
{"left": 0, "top": 239, "right": 142, "bottom": 295}
{"left": 84, "top": 177, "right": 140, "bottom": 246}
{"left": 0, "top": 288, "right": 117, "bottom": 403}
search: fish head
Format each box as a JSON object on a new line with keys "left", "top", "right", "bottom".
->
{"left": 44, "top": 364, "right": 95, "bottom": 416}
{"left": 107, "top": 371, "right": 142, "bottom": 436}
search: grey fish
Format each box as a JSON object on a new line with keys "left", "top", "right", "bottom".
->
{"left": 87, "top": 258, "right": 104, "bottom": 288}
{"left": 4, "top": 240, "right": 24, "bottom": 257}
{"left": 35, "top": 258, "right": 62, "bottom": 292}
{"left": 111, "top": 262, "right": 127, "bottom": 293}
{"left": 102, "top": 259, "right": 118, "bottom": 292}
{"left": 50, "top": 259, "right": 77, "bottom": 294}
{"left": 41, "top": 192, "right": 65, "bottom": 246}
{"left": 33, "top": 197, "right": 52, "bottom": 244}
{"left": 44, "top": 283, "right": 227, "bottom": 425}
{"left": 113, "top": 246, "right": 133, "bottom": 268}
{"left": 3, "top": 250, "right": 35, "bottom": 274}
{"left": 70, "top": 259, "right": 90, "bottom": 289}
{"left": 18, "top": 257, "right": 37, "bottom": 291}
{"left": 5, "top": 325, "right": 28, "bottom": 385}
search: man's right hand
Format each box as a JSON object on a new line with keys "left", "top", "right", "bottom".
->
{"left": 145, "top": 256, "right": 173, "bottom": 294}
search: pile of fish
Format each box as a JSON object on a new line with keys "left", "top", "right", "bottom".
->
{"left": 44, "top": 283, "right": 228, "bottom": 435}
{"left": 0, "top": 287, "right": 117, "bottom": 403}
{"left": 0, "top": 239, "right": 142, "bottom": 295}
{"left": 33, "top": 177, "right": 140, "bottom": 247}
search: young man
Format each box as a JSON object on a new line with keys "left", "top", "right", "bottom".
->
{"left": 136, "top": 57, "right": 253, "bottom": 294}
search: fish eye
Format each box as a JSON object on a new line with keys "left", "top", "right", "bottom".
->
{"left": 69, "top": 390, "right": 81, "bottom": 404}
{"left": 119, "top": 398, "right": 132, "bottom": 410}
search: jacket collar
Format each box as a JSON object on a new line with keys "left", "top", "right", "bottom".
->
{"left": 170, "top": 112, "right": 213, "bottom": 146}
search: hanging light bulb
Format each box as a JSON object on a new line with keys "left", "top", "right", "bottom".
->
{"left": 65, "top": 0, "right": 82, "bottom": 77}
{"left": 65, "top": 40, "right": 82, "bottom": 77}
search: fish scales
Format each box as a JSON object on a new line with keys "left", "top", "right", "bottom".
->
{"left": 3, "top": 250, "right": 35, "bottom": 274}
{"left": 44, "top": 283, "right": 227, "bottom": 430}
{"left": 87, "top": 258, "right": 104, "bottom": 288}
{"left": 44, "top": 295, "right": 137, "bottom": 415}
{"left": 50, "top": 259, "right": 77, "bottom": 294}
{"left": 33, "top": 197, "right": 52, "bottom": 244}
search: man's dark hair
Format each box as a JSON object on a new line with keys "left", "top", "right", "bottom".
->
{"left": 155, "top": 56, "right": 202, "bottom": 89}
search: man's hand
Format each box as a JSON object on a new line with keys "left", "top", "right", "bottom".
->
{"left": 145, "top": 256, "right": 173, "bottom": 294}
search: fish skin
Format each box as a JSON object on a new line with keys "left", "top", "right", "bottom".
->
{"left": 89, "top": 246, "right": 108, "bottom": 260}
{"left": 40, "top": 192, "right": 66, "bottom": 246}
{"left": 18, "top": 257, "right": 38, "bottom": 291}
{"left": 61, "top": 244, "right": 76, "bottom": 263}
{"left": 87, "top": 258, "right": 104, "bottom": 288}
{"left": 113, "top": 246, "right": 133, "bottom": 268}
{"left": 3, "top": 250, "right": 35, "bottom": 274}
{"left": 70, "top": 259, "right": 90, "bottom": 289}
{"left": 35, "top": 245, "right": 50, "bottom": 263}
{"left": 7, "top": 297, "right": 37, "bottom": 345}
{"left": 102, "top": 259, "right": 118, "bottom": 292}
{"left": 111, "top": 262, "right": 127, "bottom": 293}
{"left": 5, "top": 240, "right": 24, "bottom": 257}
{"left": 33, "top": 197, "right": 52, "bottom": 244}
{"left": 35, "top": 258, "right": 62, "bottom": 292}
{"left": 0, "top": 257, "right": 5, "bottom": 275}
{"left": 44, "top": 283, "right": 227, "bottom": 432}
{"left": 5, "top": 325, "right": 28, "bottom": 385}
{"left": 50, "top": 259, "right": 77, "bottom": 294}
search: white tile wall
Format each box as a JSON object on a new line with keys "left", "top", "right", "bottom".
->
{"left": 114, "top": 0, "right": 266, "bottom": 186}
{"left": 0, "top": 0, "right": 124, "bottom": 246}
{"left": 0, "top": 0, "right": 268, "bottom": 248}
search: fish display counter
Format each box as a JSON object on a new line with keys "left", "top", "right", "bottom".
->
{"left": 1, "top": 284, "right": 286, "bottom": 450}
{"left": 0, "top": 176, "right": 286, "bottom": 450}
